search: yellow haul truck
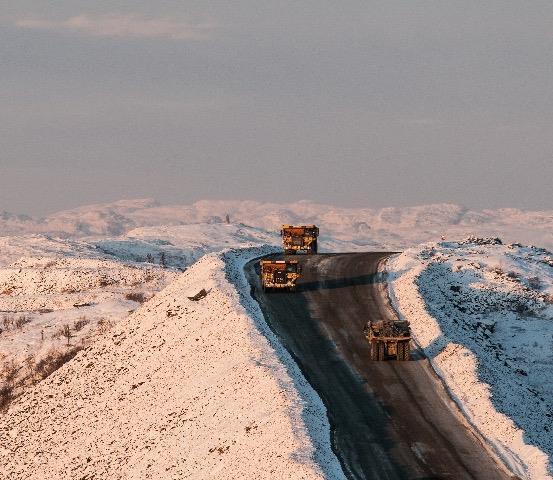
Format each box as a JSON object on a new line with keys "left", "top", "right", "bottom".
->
{"left": 364, "top": 319, "right": 411, "bottom": 361}
{"left": 260, "top": 260, "right": 301, "bottom": 292}
{"left": 281, "top": 225, "right": 319, "bottom": 255}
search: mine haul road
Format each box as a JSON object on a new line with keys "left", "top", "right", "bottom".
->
{"left": 245, "top": 252, "right": 513, "bottom": 480}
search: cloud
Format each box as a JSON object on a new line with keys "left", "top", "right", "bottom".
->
{"left": 15, "top": 14, "right": 215, "bottom": 40}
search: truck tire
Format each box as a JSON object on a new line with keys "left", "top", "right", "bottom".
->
{"left": 403, "top": 342, "right": 410, "bottom": 361}
{"left": 397, "top": 342, "right": 404, "bottom": 361}
{"left": 370, "top": 342, "right": 377, "bottom": 361}
{"left": 378, "top": 342, "right": 385, "bottom": 361}
{"left": 398, "top": 342, "right": 409, "bottom": 361}
{"left": 312, "top": 241, "right": 318, "bottom": 254}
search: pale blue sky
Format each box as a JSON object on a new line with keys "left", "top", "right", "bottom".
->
{"left": 1, "top": 1, "right": 552, "bottom": 215}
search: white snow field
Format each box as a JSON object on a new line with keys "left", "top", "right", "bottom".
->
{"left": 388, "top": 237, "right": 553, "bottom": 480}
{"left": 0, "top": 247, "right": 345, "bottom": 480}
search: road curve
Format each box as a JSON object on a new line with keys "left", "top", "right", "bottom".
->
{"left": 245, "top": 253, "right": 513, "bottom": 480}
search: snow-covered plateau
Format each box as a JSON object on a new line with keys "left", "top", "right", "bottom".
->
{"left": 388, "top": 237, "right": 553, "bottom": 479}
{"left": 0, "top": 199, "right": 552, "bottom": 479}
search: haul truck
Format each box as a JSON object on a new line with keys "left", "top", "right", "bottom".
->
{"left": 281, "top": 225, "right": 319, "bottom": 255}
{"left": 260, "top": 260, "right": 301, "bottom": 292}
{"left": 365, "top": 319, "right": 411, "bottom": 361}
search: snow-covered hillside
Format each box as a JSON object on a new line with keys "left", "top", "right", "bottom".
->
{"left": 1, "top": 198, "right": 551, "bottom": 250}
{"left": 0, "top": 255, "right": 176, "bottom": 403}
{"left": 0, "top": 235, "right": 97, "bottom": 268}
{"left": 109, "top": 223, "right": 280, "bottom": 266}
{"left": 0, "top": 224, "right": 283, "bottom": 405}
{"left": 388, "top": 238, "right": 553, "bottom": 479}
{"left": 1, "top": 208, "right": 553, "bottom": 479}
{"left": 0, "top": 248, "right": 344, "bottom": 480}
{"left": 0, "top": 223, "right": 348, "bottom": 478}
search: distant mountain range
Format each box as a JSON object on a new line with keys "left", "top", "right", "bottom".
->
{"left": 1, "top": 199, "right": 551, "bottom": 249}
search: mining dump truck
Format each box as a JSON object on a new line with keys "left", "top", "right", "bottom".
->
{"left": 365, "top": 319, "right": 411, "bottom": 361}
{"left": 281, "top": 225, "right": 319, "bottom": 255}
{"left": 260, "top": 260, "right": 301, "bottom": 292}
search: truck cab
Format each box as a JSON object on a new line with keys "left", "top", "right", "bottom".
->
{"left": 259, "top": 260, "right": 301, "bottom": 292}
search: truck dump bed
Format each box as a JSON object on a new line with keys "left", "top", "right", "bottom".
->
{"left": 281, "top": 225, "right": 319, "bottom": 254}
{"left": 368, "top": 320, "right": 410, "bottom": 339}
{"left": 365, "top": 319, "right": 411, "bottom": 361}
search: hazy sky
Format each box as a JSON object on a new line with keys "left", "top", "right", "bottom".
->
{"left": 1, "top": 1, "right": 552, "bottom": 215}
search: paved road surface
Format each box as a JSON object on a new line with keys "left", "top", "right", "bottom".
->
{"left": 245, "top": 253, "right": 513, "bottom": 480}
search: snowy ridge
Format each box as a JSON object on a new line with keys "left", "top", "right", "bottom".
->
{"left": 387, "top": 239, "right": 553, "bottom": 479}
{"left": 1, "top": 198, "right": 551, "bottom": 249}
{"left": 222, "top": 248, "right": 346, "bottom": 479}
{"left": 0, "top": 247, "right": 345, "bottom": 479}
{"left": 91, "top": 223, "right": 281, "bottom": 270}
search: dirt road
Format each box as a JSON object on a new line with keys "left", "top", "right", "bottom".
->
{"left": 245, "top": 253, "right": 512, "bottom": 480}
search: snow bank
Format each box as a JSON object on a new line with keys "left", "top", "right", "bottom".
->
{"left": 387, "top": 238, "right": 553, "bottom": 479}
{"left": 222, "top": 248, "right": 345, "bottom": 478}
{"left": 0, "top": 247, "right": 344, "bottom": 479}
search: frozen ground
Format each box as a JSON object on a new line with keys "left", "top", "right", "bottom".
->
{"left": 388, "top": 237, "right": 553, "bottom": 480}
{"left": 0, "top": 248, "right": 344, "bottom": 479}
